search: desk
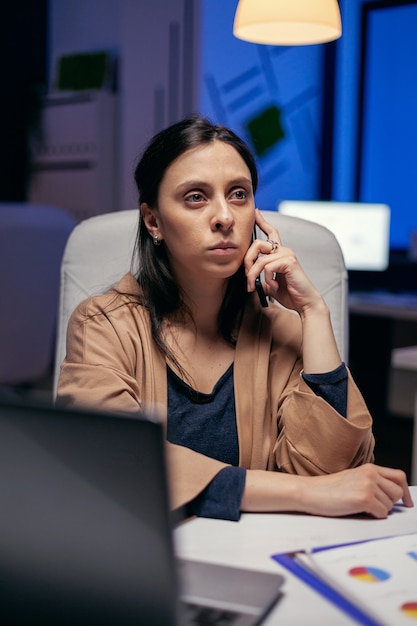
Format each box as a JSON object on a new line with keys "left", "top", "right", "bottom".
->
{"left": 175, "top": 487, "right": 417, "bottom": 625}
{"left": 349, "top": 291, "right": 417, "bottom": 322}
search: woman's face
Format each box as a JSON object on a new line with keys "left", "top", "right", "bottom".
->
{"left": 142, "top": 140, "right": 255, "bottom": 286}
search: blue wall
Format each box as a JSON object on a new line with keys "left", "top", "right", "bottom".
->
{"left": 358, "top": 2, "right": 417, "bottom": 250}
{"left": 199, "top": 0, "right": 326, "bottom": 214}
{"left": 334, "top": 0, "right": 417, "bottom": 251}
{"left": 200, "top": 0, "right": 417, "bottom": 252}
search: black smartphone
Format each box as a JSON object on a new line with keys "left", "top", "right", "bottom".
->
{"left": 252, "top": 227, "right": 268, "bottom": 307}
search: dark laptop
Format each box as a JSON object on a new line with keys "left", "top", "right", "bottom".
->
{"left": 0, "top": 398, "right": 283, "bottom": 625}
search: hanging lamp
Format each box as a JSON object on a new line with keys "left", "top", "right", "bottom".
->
{"left": 233, "top": 0, "right": 342, "bottom": 45}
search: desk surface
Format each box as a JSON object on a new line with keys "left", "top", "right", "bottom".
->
{"left": 349, "top": 291, "right": 417, "bottom": 321}
{"left": 174, "top": 486, "right": 417, "bottom": 626}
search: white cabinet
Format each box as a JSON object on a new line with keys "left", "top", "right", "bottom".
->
{"left": 29, "top": 91, "right": 117, "bottom": 222}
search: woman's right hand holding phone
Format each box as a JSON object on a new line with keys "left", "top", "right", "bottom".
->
{"left": 246, "top": 209, "right": 323, "bottom": 315}
{"left": 246, "top": 208, "right": 342, "bottom": 374}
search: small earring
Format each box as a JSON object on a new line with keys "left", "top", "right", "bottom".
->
{"left": 152, "top": 232, "right": 161, "bottom": 246}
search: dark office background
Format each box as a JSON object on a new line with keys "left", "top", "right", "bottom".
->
{"left": 0, "top": 0, "right": 415, "bottom": 479}
{"left": 2, "top": 0, "right": 417, "bottom": 257}
{"left": 0, "top": 1, "right": 47, "bottom": 201}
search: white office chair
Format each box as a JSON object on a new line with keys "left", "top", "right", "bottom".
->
{"left": 53, "top": 209, "right": 348, "bottom": 395}
{"left": 0, "top": 203, "right": 76, "bottom": 388}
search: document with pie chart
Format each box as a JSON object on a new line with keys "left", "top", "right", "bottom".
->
{"left": 296, "top": 533, "right": 417, "bottom": 626}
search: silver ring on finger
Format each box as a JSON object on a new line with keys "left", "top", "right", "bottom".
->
{"left": 267, "top": 238, "right": 280, "bottom": 253}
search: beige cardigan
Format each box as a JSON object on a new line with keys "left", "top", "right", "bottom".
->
{"left": 57, "top": 273, "right": 375, "bottom": 510}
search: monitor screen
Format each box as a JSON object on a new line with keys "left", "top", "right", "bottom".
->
{"left": 357, "top": 2, "right": 417, "bottom": 251}
{"left": 278, "top": 201, "right": 390, "bottom": 271}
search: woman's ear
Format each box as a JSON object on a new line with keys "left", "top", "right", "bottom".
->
{"left": 141, "top": 203, "right": 163, "bottom": 245}
{"left": 141, "top": 202, "right": 159, "bottom": 232}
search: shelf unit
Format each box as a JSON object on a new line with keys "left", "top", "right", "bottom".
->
{"left": 29, "top": 91, "right": 117, "bottom": 222}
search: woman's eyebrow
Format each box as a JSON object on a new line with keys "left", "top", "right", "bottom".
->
{"left": 228, "top": 176, "right": 253, "bottom": 187}
{"left": 175, "top": 176, "right": 252, "bottom": 192}
{"left": 175, "top": 180, "right": 211, "bottom": 192}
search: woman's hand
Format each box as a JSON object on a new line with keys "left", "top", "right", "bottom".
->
{"left": 302, "top": 464, "right": 414, "bottom": 519}
{"left": 242, "top": 464, "right": 414, "bottom": 519}
{"left": 245, "top": 208, "right": 323, "bottom": 316}
{"left": 245, "top": 209, "right": 343, "bottom": 372}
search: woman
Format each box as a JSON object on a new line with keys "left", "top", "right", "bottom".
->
{"left": 57, "top": 116, "right": 413, "bottom": 520}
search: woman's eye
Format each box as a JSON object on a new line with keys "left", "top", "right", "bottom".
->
{"left": 185, "top": 192, "right": 204, "bottom": 203}
{"left": 231, "top": 189, "right": 247, "bottom": 200}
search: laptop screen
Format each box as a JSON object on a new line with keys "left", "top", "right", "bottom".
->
{"left": 0, "top": 399, "right": 179, "bottom": 625}
{"left": 278, "top": 201, "right": 391, "bottom": 271}
{"left": 0, "top": 397, "right": 285, "bottom": 626}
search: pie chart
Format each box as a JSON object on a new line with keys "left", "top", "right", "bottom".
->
{"left": 400, "top": 602, "right": 417, "bottom": 619}
{"left": 348, "top": 566, "right": 390, "bottom": 582}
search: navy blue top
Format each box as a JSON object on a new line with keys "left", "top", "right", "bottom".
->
{"left": 167, "top": 362, "right": 348, "bottom": 521}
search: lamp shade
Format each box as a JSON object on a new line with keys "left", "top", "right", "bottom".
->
{"left": 233, "top": 0, "right": 342, "bottom": 45}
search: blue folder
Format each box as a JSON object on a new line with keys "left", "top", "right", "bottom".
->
{"left": 272, "top": 552, "right": 382, "bottom": 626}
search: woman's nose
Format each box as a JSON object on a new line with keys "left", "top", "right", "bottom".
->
{"left": 212, "top": 199, "right": 234, "bottom": 230}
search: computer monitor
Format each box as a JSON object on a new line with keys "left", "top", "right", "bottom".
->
{"left": 278, "top": 201, "right": 390, "bottom": 272}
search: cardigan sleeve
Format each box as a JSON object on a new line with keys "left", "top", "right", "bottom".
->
{"left": 233, "top": 298, "right": 375, "bottom": 478}
{"left": 56, "top": 295, "right": 144, "bottom": 413}
{"left": 273, "top": 363, "right": 375, "bottom": 476}
{"left": 56, "top": 293, "right": 229, "bottom": 512}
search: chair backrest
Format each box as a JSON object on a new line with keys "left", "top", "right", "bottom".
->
{"left": 0, "top": 203, "right": 76, "bottom": 387}
{"left": 53, "top": 209, "right": 348, "bottom": 395}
